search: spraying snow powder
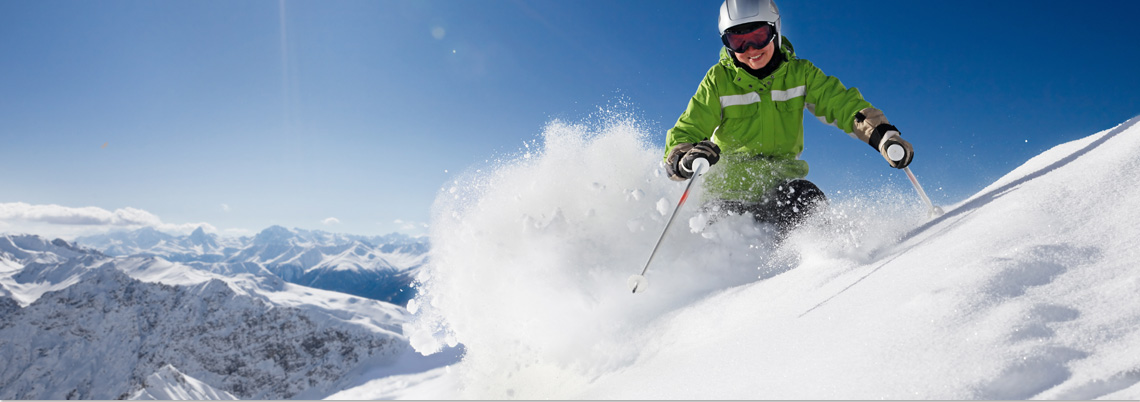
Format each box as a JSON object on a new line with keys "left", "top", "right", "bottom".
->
{"left": 404, "top": 111, "right": 922, "bottom": 399}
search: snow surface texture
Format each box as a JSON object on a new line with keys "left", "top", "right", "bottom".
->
{"left": 404, "top": 113, "right": 1140, "bottom": 399}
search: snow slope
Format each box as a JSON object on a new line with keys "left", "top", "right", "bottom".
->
{"left": 401, "top": 114, "right": 1140, "bottom": 399}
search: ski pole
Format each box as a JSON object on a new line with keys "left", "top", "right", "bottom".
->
{"left": 903, "top": 167, "right": 943, "bottom": 217}
{"left": 888, "top": 144, "right": 944, "bottom": 218}
{"left": 628, "top": 158, "right": 709, "bottom": 294}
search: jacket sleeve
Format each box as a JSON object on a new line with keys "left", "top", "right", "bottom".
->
{"left": 801, "top": 60, "right": 873, "bottom": 136}
{"left": 665, "top": 67, "right": 722, "bottom": 160}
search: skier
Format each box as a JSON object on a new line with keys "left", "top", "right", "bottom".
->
{"left": 665, "top": 0, "right": 915, "bottom": 234}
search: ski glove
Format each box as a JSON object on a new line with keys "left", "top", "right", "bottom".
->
{"left": 853, "top": 107, "right": 914, "bottom": 169}
{"left": 666, "top": 140, "right": 721, "bottom": 181}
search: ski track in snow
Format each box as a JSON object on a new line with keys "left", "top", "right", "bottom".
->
{"left": 402, "top": 113, "right": 1140, "bottom": 399}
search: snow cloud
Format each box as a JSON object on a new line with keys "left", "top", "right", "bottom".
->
{"left": 0, "top": 202, "right": 216, "bottom": 239}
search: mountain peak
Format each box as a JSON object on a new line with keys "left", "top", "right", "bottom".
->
{"left": 127, "top": 227, "right": 173, "bottom": 249}
{"left": 187, "top": 226, "right": 216, "bottom": 248}
{"left": 130, "top": 365, "right": 238, "bottom": 400}
{"left": 253, "top": 225, "right": 295, "bottom": 245}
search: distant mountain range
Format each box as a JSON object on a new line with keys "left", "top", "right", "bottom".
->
{"left": 0, "top": 233, "right": 420, "bottom": 399}
{"left": 74, "top": 226, "right": 429, "bottom": 306}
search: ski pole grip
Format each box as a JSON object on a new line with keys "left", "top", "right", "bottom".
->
{"left": 887, "top": 143, "right": 905, "bottom": 162}
{"left": 692, "top": 158, "right": 710, "bottom": 176}
{"left": 681, "top": 158, "right": 710, "bottom": 176}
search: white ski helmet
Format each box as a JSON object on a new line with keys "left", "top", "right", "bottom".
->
{"left": 718, "top": 0, "right": 781, "bottom": 48}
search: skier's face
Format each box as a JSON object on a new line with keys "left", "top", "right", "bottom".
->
{"left": 733, "top": 40, "right": 775, "bottom": 70}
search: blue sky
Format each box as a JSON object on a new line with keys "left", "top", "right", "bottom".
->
{"left": 2, "top": 0, "right": 1138, "bottom": 239}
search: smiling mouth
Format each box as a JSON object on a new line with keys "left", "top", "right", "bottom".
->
{"left": 749, "top": 54, "right": 764, "bottom": 60}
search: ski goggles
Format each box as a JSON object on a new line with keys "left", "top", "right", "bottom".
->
{"left": 721, "top": 22, "right": 775, "bottom": 53}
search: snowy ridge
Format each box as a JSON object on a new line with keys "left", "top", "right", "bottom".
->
{"left": 77, "top": 225, "right": 428, "bottom": 305}
{"left": 401, "top": 115, "right": 1140, "bottom": 399}
{"left": 76, "top": 227, "right": 240, "bottom": 262}
{"left": 128, "top": 365, "right": 238, "bottom": 400}
{"left": 0, "top": 236, "right": 108, "bottom": 306}
{"left": 0, "top": 235, "right": 98, "bottom": 265}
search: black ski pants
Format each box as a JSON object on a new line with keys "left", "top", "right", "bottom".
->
{"left": 713, "top": 179, "right": 828, "bottom": 232}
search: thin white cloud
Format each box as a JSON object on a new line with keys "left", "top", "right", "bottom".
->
{"left": 221, "top": 203, "right": 231, "bottom": 212}
{"left": 322, "top": 217, "right": 341, "bottom": 225}
{"left": 393, "top": 219, "right": 428, "bottom": 231}
{"left": 0, "top": 202, "right": 216, "bottom": 239}
{"left": 0, "top": 202, "right": 160, "bottom": 226}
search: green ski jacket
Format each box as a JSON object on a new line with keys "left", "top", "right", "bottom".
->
{"left": 665, "top": 38, "right": 873, "bottom": 202}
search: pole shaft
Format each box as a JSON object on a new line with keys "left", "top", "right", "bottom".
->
{"left": 637, "top": 160, "right": 707, "bottom": 277}
{"left": 904, "top": 167, "right": 938, "bottom": 214}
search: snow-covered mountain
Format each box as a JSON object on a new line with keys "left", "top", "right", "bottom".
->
{"left": 0, "top": 235, "right": 107, "bottom": 306}
{"left": 75, "top": 226, "right": 240, "bottom": 262}
{"left": 0, "top": 236, "right": 448, "bottom": 400}
{"left": 393, "top": 115, "right": 1140, "bottom": 399}
{"left": 76, "top": 225, "right": 428, "bottom": 305}
{"left": 0, "top": 234, "right": 100, "bottom": 265}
